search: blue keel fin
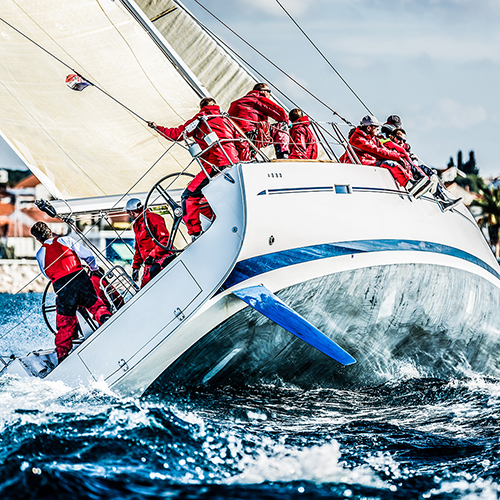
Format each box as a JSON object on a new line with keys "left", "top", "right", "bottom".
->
{"left": 232, "top": 285, "right": 356, "bottom": 366}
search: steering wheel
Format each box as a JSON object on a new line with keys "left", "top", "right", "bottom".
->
{"left": 41, "top": 281, "right": 57, "bottom": 334}
{"left": 41, "top": 271, "right": 95, "bottom": 337}
{"left": 143, "top": 172, "right": 195, "bottom": 252}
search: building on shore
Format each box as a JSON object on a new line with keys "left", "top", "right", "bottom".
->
{"left": 0, "top": 172, "right": 134, "bottom": 262}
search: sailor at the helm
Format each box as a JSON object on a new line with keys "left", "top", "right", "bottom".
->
{"left": 30, "top": 221, "right": 111, "bottom": 362}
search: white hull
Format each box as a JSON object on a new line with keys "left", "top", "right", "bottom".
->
{"left": 5, "top": 162, "right": 500, "bottom": 394}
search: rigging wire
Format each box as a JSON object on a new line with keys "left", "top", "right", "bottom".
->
{"left": 0, "top": 16, "right": 149, "bottom": 124}
{"left": 171, "top": 0, "right": 351, "bottom": 146}
{"left": 0, "top": 146, "right": 180, "bottom": 345}
{"left": 274, "top": 0, "right": 372, "bottom": 116}
{"left": 0, "top": 6, "right": 353, "bottom": 345}
{"left": 187, "top": 0, "right": 353, "bottom": 126}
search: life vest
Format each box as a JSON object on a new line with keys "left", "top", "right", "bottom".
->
{"left": 42, "top": 237, "right": 82, "bottom": 283}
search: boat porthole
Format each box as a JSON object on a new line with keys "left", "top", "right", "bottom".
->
{"left": 269, "top": 235, "right": 275, "bottom": 245}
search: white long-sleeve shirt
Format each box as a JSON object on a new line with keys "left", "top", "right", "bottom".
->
{"left": 36, "top": 236, "right": 98, "bottom": 279}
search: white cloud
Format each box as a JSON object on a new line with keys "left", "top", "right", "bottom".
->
{"left": 420, "top": 99, "right": 487, "bottom": 130}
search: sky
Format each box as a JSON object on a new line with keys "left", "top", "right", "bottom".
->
{"left": 1, "top": 0, "right": 498, "bottom": 176}
{"left": 180, "top": 0, "right": 499, "bottom": 175}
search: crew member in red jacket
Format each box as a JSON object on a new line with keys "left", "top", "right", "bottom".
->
{"left": 148, "top": 97, "right": 249, "bottom": 239}
{"left": 384, "top": 129, "right": 461, "bottom": 211}
{"left": 288, "top": 108, "right": 318, "bottom": 160}
{"left": 228, "top": 83, "right": 290, "bottom": 158}
{"left": 31, "top": 222, "right": 111, "bottom": 362}
{"left": 125, "top": 198, "right": 174, "bottom": 287}
{"left": 340, "top": 115, "right": 413, "bottom": 188}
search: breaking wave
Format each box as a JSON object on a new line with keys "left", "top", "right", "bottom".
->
{"left": 2, "top": 293, "right": 500, "bottom": 499}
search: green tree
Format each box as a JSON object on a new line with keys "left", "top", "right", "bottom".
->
{"left": 462, "top": 150, "right": 478, "bottom": 175}
{"left": 457, "top": 174, "right": 482, "bottom": 193}
{"left": 471, "top": 182, "right": 500, "bottom": 257}
{"left": 6, "top": 169, "right": 31, "bottom": 187}
{"left": 451, "top": 149, "right": 480, "bottom": 192}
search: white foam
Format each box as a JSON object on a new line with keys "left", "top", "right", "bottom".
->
{"left": 225, "top": 440, "right": 387, "bottom": 487}
{"left": 0, "top": 374, "right": 134, "bottom": 433}
{"left": 373, "top": 357, "right": 427, "bottom": 384}
{"left": 424, "top": 478, "right": 500, "bottom": 499}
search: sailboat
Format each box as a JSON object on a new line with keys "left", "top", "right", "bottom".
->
{"left": 1, "top": 0, "right": 500, "bottom": 395}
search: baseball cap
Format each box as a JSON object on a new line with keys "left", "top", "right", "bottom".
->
{"left": 386, "top": 115, "right": 403, "bottom": 128}
{"left": 360, "top": 115, "right": 383, "bottom": 126}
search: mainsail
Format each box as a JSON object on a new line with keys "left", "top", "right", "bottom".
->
{"left": 135, "top": 0, "right": 259, "bottom": 110}
{"left": 0, "top": 0, "right": 209, "bottom": 201}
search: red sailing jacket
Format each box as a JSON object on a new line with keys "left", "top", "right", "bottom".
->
{"left": 42, "top": 237, "right": 82, "bottom": 282}
{"left": 289, "top": 116, "right": 318, "bottom": 160}
{"left": 228, "top": 90, "right": 288, "bottom": 133}
{"left": 341, "top": 127, "right": 402, "bottom": 166}
{"left": 380, "top": 137, "right": 411, "bottom": 160}
{"left": 156, "top": 105, "right": 249, "bottom": 168}
{"left": 132, "top": 210, "right": 171, "bottom": 270}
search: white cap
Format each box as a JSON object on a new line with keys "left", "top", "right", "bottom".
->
{"left": 124, "top": 198, "right": 142, "bottom": 211}
{"left": 360, "top": 115, "right": 383, "bottom": 126}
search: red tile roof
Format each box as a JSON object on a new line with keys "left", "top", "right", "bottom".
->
{"left": 14, "top": 173, "right": 40, "bottom": 189}
{"left": 0, "top": 203, "right": 14, "bottom": 216}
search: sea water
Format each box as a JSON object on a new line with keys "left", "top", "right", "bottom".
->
{"left": 1, "top": 293, "right": 500, "bottom": 499}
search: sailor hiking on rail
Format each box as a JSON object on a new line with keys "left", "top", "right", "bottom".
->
{"left": 380, "top": 116, "right": 461, "bottom": 212}
{"left": 342, "top": 115, "right": 461, "bottom": 211}
{"left": 340, "top": 115, "right": 413, "bottom": 188}
{"left": 148, "top": 97, "right": 249, "bottom": 240}
{"left": 30, "top": 222, "right": 111, "bottom": 362}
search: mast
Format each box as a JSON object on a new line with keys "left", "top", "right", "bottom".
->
{"left": 119, "top": 0, "right": 210, "bottom": 100}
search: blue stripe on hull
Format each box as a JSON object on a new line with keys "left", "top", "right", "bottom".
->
{"left": 223, "top": 239, "right": 500, "bottom": 290}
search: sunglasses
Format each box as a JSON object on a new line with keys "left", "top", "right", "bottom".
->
{"left": 394, "top": 136, "right": 406, "bottom": 143}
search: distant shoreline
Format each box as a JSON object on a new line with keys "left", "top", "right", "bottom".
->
{"left": 0, "top": 260, "right": 46, "bottom": 293}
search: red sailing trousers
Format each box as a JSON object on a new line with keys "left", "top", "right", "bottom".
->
{"left": 376, "top": 160, "right": 412, "bottom": 187}
{"left": 53, "top": 270, "right": 110, "bottom": 360}
{"left": 182, "top": 168, "right": 216, "bottom": 236}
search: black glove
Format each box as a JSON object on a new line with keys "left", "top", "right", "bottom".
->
{"left": 132, "top": 268, "right": 139, "bottom": 282}
{"left": 90, "top": 267, "right": 104, "bottom": 279}
{"left": 144, "top": 255, "right": 155, "bottom": 266}
{"left": 149, "top": 262, "right": 162, "bottom": 281}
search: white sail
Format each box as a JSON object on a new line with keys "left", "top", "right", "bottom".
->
{"left": 0, "top": 0, "right": 209, "bottom": 201}
{"left": 136, "top": 0, "right": 259, "bottom": 110}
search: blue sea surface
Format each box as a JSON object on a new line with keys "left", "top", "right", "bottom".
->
{"left": 1, "top": 293, "right": 500, "bottom": 499}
